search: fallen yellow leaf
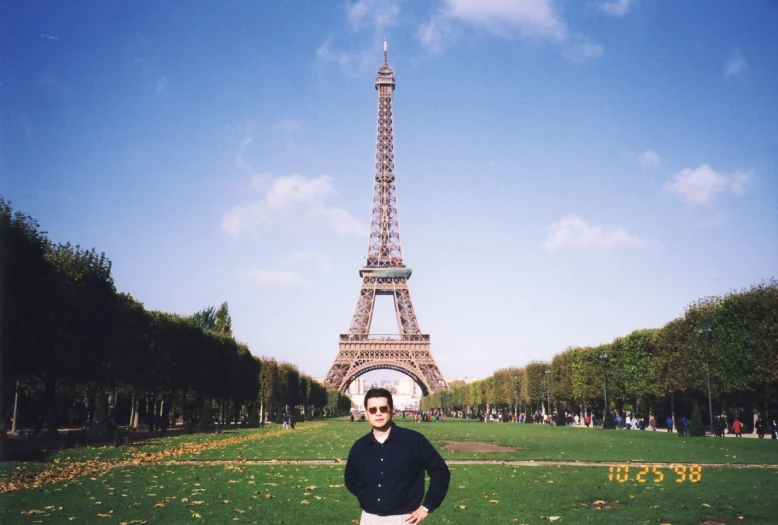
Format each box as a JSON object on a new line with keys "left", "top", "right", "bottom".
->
{"left": 489, "top": 500, "right": 500, "bottom": 504}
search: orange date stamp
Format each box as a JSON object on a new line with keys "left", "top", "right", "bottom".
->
{"left": 608, "top": 464, "right": 702, "bottom": 483}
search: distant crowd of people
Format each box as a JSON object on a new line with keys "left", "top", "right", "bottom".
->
{"left": 347, "top": 408, "right": 778, "bottom": 439}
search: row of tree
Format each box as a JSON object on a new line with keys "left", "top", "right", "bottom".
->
{"left": 0, "top": 197, "right": 350, "bottom": 444}
{"left": 421, "top": 280, "right": 778, "bottom": 429}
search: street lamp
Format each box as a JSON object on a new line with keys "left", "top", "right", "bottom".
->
{"left": 599, "top": 353, "right": 609, "bottom": 419}
{"left": 513, "top": 375, "right": 518, "bottom": 422}
{"left": 698, "top": 326, "right": 714, "bottom": 435}
{"left": 544, "top": 370, "right": 551, "bottom": 418}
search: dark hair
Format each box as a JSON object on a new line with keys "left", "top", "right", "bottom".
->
{"left": 364, "top": 388, "right": 393, "bottom": 410}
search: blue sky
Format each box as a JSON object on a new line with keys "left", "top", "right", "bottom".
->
{"left": 3, "top": 0, "right": 777, "bottom": 384}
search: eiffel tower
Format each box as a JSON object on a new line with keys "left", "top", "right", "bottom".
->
{"left": 323, "top": 41, "right": 448, "bottom": 396}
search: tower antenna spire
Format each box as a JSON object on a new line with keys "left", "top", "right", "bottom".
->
{"left": 383, "top": 37, "right": 388, "bottom": 64}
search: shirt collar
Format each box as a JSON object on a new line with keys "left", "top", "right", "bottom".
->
{"left": 370, "top": 422, "right": 398, "bottom": 444}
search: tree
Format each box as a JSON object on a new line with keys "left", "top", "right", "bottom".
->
{"left": 258, "top": 358, "right": 280, "bottom": 423}
{"left": 1, "top": 198, "right": 54, "bottom": 443}
{"left": 571, "top": 347, "right": 602, "bottom": 411}
{"left": 550, "top": 349, "right": 575, "bottom": 412}
{"left": 190, "top": 302, "right": 232, "bottom": 334}
{"left": 214, "top": 302, "right": 232, "bottom": 335}
{"left": 42, "top": 243, "right": 117, "bottom": 434}
{"left": 688, "top": 400, "right": 706, "bottom": 437}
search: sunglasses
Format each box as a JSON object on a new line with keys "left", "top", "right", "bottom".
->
{"left": 367, "top": 406, "right": 391, "bottom": 415}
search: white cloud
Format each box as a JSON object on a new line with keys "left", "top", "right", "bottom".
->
{"left": 316, "top": 36, "right": 377, "bottom": 76}
{"left": 724, "top": 52, "right": 747, "bottom": 78}
{"left": 235, "top": 136, "right": 253, "bottom": 171}
{"left": 316, "top": 36, "right": 354, "bottom": 66}
{"left": 417, "top": 16, "right": 457, "bottom": 56}
{"left": 544, "top": 214, "right": 651, "bottom": 251}
{"left": 663, "top": 164, "right": 750, "bottom": 206}
{"left": 317, "top": 1, "right": 399, "bottom": 74}
{"left": 281, "top": 250, "right": 332, "bottom": 274}
{"left": 563, "top": 35, "right": 603, "bottom": 63}
{"left": 222, "top": 174, "right": 365, "bottom": 238}
{"left": 638, "top": 150, "right": 660, "bottom": 169}
{"left": 598, "top": 0, "right": 636, "bottom": 17}
{"left": 417, "top": 0, "right": 605, "bottom": 63}
{"left": 237, "top": 268, "right": 308, "bottom": 287}
{"left": 347, "top": 0, "right": 400, "bottom": 32}
{"left": 442, "top": 0, "right": 567, "bottom": 40}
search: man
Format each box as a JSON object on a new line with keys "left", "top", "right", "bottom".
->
{"left": 345, "top": 388, "right": 450, "bottom": 524}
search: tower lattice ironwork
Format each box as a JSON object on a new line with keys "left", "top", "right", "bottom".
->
{"left": 323, "top": 41, "right": 447, "bottom": 396}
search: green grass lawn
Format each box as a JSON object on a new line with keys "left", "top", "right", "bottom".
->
{"left": 2, "top": 419, "right": 777, "bottom": 524}
{"left": 183, "top": 419, "right": 778, "bottom": 465}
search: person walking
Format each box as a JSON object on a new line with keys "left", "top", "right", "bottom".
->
{"left": 771, "top": 419, "right": 778, "bottom": 439}
{"left": 732, "top": 416, "right": 743, "bottom": 437}
{"left": 584, "top": 413, "right": 591, "bottom": 428}
{"left": 345, "top": 388, "right": 450, "bottom": 525}
{"left": 665, "top": 416, "right": 673, "bottom": 433}
{"left": 649, "top": 415, "right": 657, "bottom": 431}
{"left": 755, "top": 417, "right": 765, "bottom": 439}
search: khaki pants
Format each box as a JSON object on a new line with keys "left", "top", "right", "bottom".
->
{"left": 360, "top": 510, "right": 411, "bottom": 525}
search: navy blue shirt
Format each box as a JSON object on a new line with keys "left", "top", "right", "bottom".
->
{"left": 345, "top": 423, "right": 450, "bottom": 516}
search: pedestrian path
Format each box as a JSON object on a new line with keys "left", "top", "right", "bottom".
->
{"left": 157, "top": 458, "right": 778, "bottom": 469}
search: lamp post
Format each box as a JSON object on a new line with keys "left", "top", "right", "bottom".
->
{"left": 544, "top": 370, "right": 551, "bottom": 418}
{"left": 513, "top": 375, "right": 518, "bottom": 422}
{"left": 698, "top": 326, "right": 714, "bottom": 435}
{"left": 599, "top": 353, "right": 609, "bottom": 419}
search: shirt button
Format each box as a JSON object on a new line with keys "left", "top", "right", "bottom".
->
{"left": 378, "top": 484, "right": 381, "bottom": 487}
{"left": 381, "top": 458, "right": 384, "bottom": 461}
{"left": 377, "top": 498, "right": 381, "bottom": 501}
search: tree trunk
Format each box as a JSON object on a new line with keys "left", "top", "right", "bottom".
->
{"left": 42, "top": 374, "right": 59, "bottom": 436}
{"left": 130, "top": 391, "right": 140, "bottom": 429}
{"left": 11, "top": 378, "right": 20, "bottom": 433}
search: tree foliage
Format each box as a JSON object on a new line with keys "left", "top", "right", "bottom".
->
{"left": 1, "top": 198, "right": 333, "bottom": 437}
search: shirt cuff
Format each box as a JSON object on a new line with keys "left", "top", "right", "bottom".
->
{"left": 421, "top": 506, "right": 429, "bottom": 513}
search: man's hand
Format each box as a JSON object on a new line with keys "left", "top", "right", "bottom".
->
{"left": 404, "top": 506, "right": 429, "bottom": 524}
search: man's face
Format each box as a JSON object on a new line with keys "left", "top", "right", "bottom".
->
{"left": 365, "top": 396, "right": 393, "bottom": 431}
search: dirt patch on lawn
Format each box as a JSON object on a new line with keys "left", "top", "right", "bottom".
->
{"left": 441, "top": 441, "right": 517, "bottom": 453}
